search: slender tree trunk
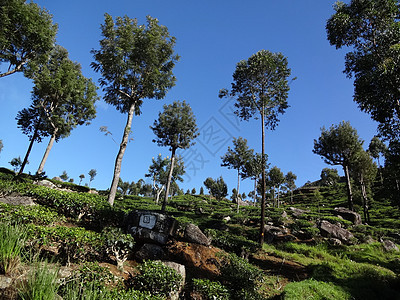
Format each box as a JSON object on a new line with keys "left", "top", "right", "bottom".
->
{"left": 162, "top": 148, "right": 176, "bottom": 212}
{"left": 377, "top": 157, "right": 383, "bottom": 185}
{"left": 155, "top": 185, "right": 165, "bottom": 204}
{"left": 0, "top": 61, "right": 26, "bottom": 78}
{"left": 107, "top": 104, "right": 135, "bottom": 206}
{"left": 290, "top": 189, "right": 293, "bottom": 204}
{"left": 253, "top": 178, "right": 257, "bottom": 204}
{"left": 361, "top": 179, "right": 369, "bottom": 223}
{"left": 260, "top": 109, "right": 266, "bottom": 245}
{"left": 343, "top": 164, "right": 354, "bottom": 211}
{"left": 236, "top": 170, "right": 240, "bottom": 213}
{"left": 19, "top": 124, "right": 40, "bottom": 175}
{"left": 37, "top": 128, "right": 58, "bottom": 175}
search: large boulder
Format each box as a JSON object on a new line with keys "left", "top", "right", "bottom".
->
{"left": 184, "top": 224, "right": 211, "bottom": 246}
{"left": 319, "top": 220, "right": 354, "bottom": 244}
{"left": 161, "top": 261, "right": 186, "bottom": 300}
{"left": 287, "top": 207, "right": 310, "bottom": 218}
{"left": 166, "top": 240, "right": 223, "bottom": 278}
{"left": 135, "top": 243, "right": 165, "bottom": 261}
{"left": 126, "top": 210, "right": 177, "bottom": 245}
{"left": 34, "top": 179, "right": 57, "bottom": 189}
{"left": 0, "top": 196, "right": 35, "bottom": 206}
{"left": 264, "top": 225, "right": 296, "bottom": 243}
{"left": 382, "top": 240, "right": 399, "bottom": 252}
{"left": 334, "top": 207, "right": 362, "bottom": 225}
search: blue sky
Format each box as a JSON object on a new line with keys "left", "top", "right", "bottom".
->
{"left": 0, "top": 0, "right": 378, "bottom": 196}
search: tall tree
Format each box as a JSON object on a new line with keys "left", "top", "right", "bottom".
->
{"left": 88, "top": 169, "right": 97, "bottom": 187}
{"left": 150, "top": 101, "right": 198, "bottom": 212}
{"left": 383, "top": 140, "right": 400, "bottom": 206}
{"left": 326, "top": 0, "right": 400, "bottom": 141}
{"left": 60, "top": 170, "right": 68, "bottom": 181}
{"left": 79, "top": 174, "right": 85, "bottom": 185}
{"left": 24, "top": 45, "right": 98, "bottom": 175}
{"left": 368, "top": 136, "right": 387, "bottom": 184}
{"left": 203, "top": 176, "right": 228, "bottom": 201}
{"left": 219, "top": 49, "right": 293, "bottom": 244}
{"left": 267, "top": 166, "right": 285, "bottom": 208}
{"left": 285, "top": 171, "right": 297, "bottom": 204}
{"left": 313, "top": 121, "right": 364, "bottom": 211}
{"left": 0, "top": 0, "right": 57, "bottom": 78}
{"left": 351, "top": 149, "right": 377, "bottom": 223}
{"left": 145, "top": 154, "right": 185, "bottom": 204}
{"left": 221, "top": 137, "right": 254, "bottom": 212}
{"left": 91, "top": 14, "right": 179, "bottom": 206}
{"left": 16, "top": 103, "right": 51, "bottom": 174}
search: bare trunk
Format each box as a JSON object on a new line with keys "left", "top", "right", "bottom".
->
{"left": 236, "top": 170, "right": 240, "bottom": 213}
{"left": 290, "top": 189, "right": 293, "bottom": 204}
{"left": 19, "top": 124, "right": 40, "bottom": 175}
{"left": 107, "top": 104, "right": 135, "bottom": 206}
{"left": 377, "top": 157, "right": 383, "bottom": 185}
{"left": 162, "top": 148, "right": 176, "bottom": 212}
{"left": 37, "top": 128, "right": 58, "bottom": 175}
{"left": 0, "top": 61, "right": 26, "bottom": 78}
{"left": 360, "top": 178, "right": 369, "bottom": 223}
{"left": 155, "top": 185, "right": 165, "bottom": 204}
{"left": 260, "top": 109, "right": 266, "bottom": 245}
{"left": 343, "top": 164, "right": 354, "bottom": 211}
{"left": 253, "top": 178, "right": 257, "bottom": 204}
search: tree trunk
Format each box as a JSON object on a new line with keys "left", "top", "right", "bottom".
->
{"left": 19, "top": 123, "right": 40, "bottom": 175}
{"left": 360, "top": 179, "right": 369, "bottom": 223}
{"left": 236, "top": 169, "right": 240, "bottom": 213}
{"left": 0, "top": 61, "right": 26, "bottom": 78}
{"left": 253, "top": 178, "right": 257, "bottom": 204}
{"left": 107, "top": 104, "right": 135, "bottom": 206}
{"left": 343, "top": 164, "right": 354, "bottom": 211}
{"left": 259, "top": 109, "right": 266, "bottom": 245}
{"left": 290, "top": 189, "right": 293, "bottom": 204}
{"left": 37, "top": 128, "right": 58, "bottom": 175}
{"left": 162, "top": 148, "right": 176, "bottom": 212}
{"left": 155, "top": 185, "right": 165, "bottom": 204}
{"left": 377, "top": 157, "right": 383, "bottom": 185}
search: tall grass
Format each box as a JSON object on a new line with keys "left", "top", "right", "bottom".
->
{"left": 0, "top": 222, "right": 27, "bottom": 274}
{"left": 18, "top": 261, "right": 59, "bottom": 300}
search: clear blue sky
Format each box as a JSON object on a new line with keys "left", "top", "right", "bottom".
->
{"left": 0, "top": 0, "right": 378, "bottom": 196}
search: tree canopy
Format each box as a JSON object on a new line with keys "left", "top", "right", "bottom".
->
{"left": 91, "top": 14, "right": 179, "bottom": 206}
{"left": 326, "top": 0, "right": 400, "bottom": 141}
{"left": 0, "top": 0, "right": 57, "bottom": 78}
{"left": 313, "top": 121, "right": 364, "bottom": 210}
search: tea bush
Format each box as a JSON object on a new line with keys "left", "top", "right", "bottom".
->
{"left": 192, "top": 278, "right": 229, "bottom": 300}
{"left": 130, "top": 260, "right": 182, "bottom": 297}
{"left": 205, "top": 228, "right": 258, "bottom": 255}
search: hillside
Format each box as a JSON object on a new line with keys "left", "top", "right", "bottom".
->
{"left": 0, "top": 169, "right": 399, "bottom": 300}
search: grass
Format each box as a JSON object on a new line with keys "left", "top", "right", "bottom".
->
{"left": 0, "top": 222, "right": 27, "bottom": 275}
{"left": 282, "top": 279, "right": 351, "bottom": 300}
{"left": 18, "top": 261, "right": 59, "bottom": 300}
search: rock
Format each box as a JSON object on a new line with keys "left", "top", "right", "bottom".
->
{"left": 35, "top": 179, "right": 57, "bottom": 189}
{"left": 166, "top": 240, "right": 222, "bottom": 278}
{"left": 0, "top": 196, "right": 35, "bottom": 206}
{"left": 126, "top": 210, "right": 177, "bottom": 245}
{"left": 334, "top": 207, "right": 362, "bottom": 225}
{"left": 319, "top": 220, "right": 354, "bottom": 244}
{"left": 135, "top": 243, "right": 165, "bottom": 261}
{"left": 264, "top": 225, "right": 294, "bottom": 243}
{"left": 222, "top": 216, "right": 231, "bottom": 222}
{"left": 88, "top": 189, "right": 99, "bottom": 195}
{"left": 52, "top": 177, "right": 62, "bottom": 182}
{"left": 281, "top": 211, "right": 288, "bottom": 219}
{"left": 161, "top": 261, "right": 186, "bottom": 300}
{"left": 0, "top": 276, "right": 12, "bottom": 289}
{"left": 184, "top": 224, "right": 211, "bottom": 246}
{"left": 288, "top": 207, "right": 310, "bottom": 218}
{"left": 328, "top": 238, "right": 342, "bottom": 246}
{"left": 382, "top": 240, "right": 399, "bottom": 252}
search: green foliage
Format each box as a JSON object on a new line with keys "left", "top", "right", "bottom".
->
{"left": 9, "top": 156, "right": 23, "bottom": 172}
{"left": 0, "top": 0, "right": 57, "bottom": 78}
{"left": 283, "top": 279, "right": 351, "bottom": 300}
{"left": 205, "top": 229, "right": 258, "bottom": 256}
{"left": 0, "top": 222, "right": 27, "bottom": 274}
{"left": 18, "top": 261, "right": 59, "bottom": 300}
{"left": 0, "top": 203, "right": 63, "bottom": 225}
{"left": 192, "top": 278, "right": 230, "bottom": 300}
{"left": 102, "top": 226, "right": 135, "bottom": 269}
{"left": 326, "top": 0, "right": 400, "bottom": 140}
{"left": 220, "top": 253, "right": 264, "bottom": 300}
{"left": 131, "top": 260, "right": 182, "bottom": 297}
{"left": 203, "top": 176, "right": 228, "bottom": 200}
{"left": 26, "top": 224, "right": 104, "bottom": 264}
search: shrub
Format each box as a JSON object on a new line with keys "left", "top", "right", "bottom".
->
{"left": 192, "top": 278, "right": 229, "bottom": 300}
{"left": 131, "top": 260, "right": 182, "bottom": 297}
{"left": 102, "top": 226, "right": 135, "bottom": 270}
{"left": 220, "top": 253, "right": 264, "bottom": 299}
{"left": 18, "top": 261, "right": 59, "bottom": 300}
{"left": 205, "top": 229, "right": 258, "bottom": 256}
{"left": 0, "top": 222, "right": 27, "bottom": 274}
